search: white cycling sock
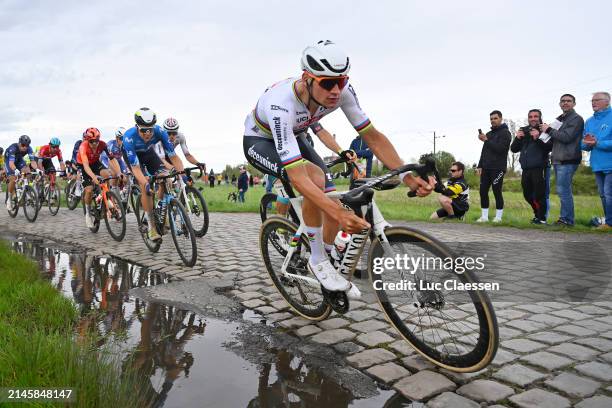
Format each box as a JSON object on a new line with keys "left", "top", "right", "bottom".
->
{"left": 495, "top": 209, "right": 503, "bottom": 219}
{"left": 481, "top": 208, "right": 489, "bottom": 219}
{"left": 85, "top": 204, "right": 90, "bottom": 216}
{"left": 306, "top": 226, "right": 327, "bottom": 265}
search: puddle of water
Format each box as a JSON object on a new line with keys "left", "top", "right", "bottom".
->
{"left": 2, "top": 231, "right": 420, "bottom": 408}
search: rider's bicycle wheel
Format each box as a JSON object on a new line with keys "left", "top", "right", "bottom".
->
{"left": 82, "top": 199, "right": 100, "bottom": 233}
{"left": 103, "top": 191, "right": 126, "bottom": 242}
{"left": 181, "top": 185, "right": 209, "bottom": 237}
{"left": 134, "top": 194, "right": 161, "bottom": 253}
{"left": 48, "top": 185, "right": 60, "bottom": 215}
{"left": 22, "top": 185, "right": 39, "bottom": 222}
{"left": 5, "top": 190, "right": 18, "bottom": 218}
{"left": 259, "top": 193, "right": 299, "bottom": 224}
{"left": 130, "top": 185, "right": 141, "bottom": 218}
{"left": 368, "top": 226, "right": 498, "bottom": 372}
{"left": 66, "top": 179, "right": 80, "bottom": 210}
{"left": 168, "top": 198, "right": 197, "bottom": 267}
{"left": 260, "top": 216, "right": 332, "bottom": 320}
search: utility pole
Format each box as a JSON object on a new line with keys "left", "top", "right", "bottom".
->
{"left": 433, "top": 132, "right": 446, "bottom": 156}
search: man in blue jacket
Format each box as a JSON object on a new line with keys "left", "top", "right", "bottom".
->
{"left": 349, "top": 134, "right": 373, "bottom": 177}
{"left": 237, "top": 166, "right": 249, "bottom": 203}
{"left": 582, "top": 92, "right": 612, "bottom": 230}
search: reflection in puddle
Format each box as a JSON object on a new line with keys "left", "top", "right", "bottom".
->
{"left": 4, "top": 234, "right": 417, "bottom": 408}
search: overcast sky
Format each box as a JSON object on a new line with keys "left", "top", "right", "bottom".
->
{"left": 1, "top": 0, "right": 610, "bottom": 170}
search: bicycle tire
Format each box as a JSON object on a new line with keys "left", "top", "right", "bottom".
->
{"left": 367, "top": 226, "right": 498, "bottom": 372}
{"left": 260, "top": 216, "right": 331, "bottom": 320}
{"left": 48, "top": 185, "right": 60, "bottom": 215}
{"left": 134, "top": 194, "right": 161, "bottom": 253}
{"left": 259, "top": 193, "right": 299, "bottom": 224}
{"left": 6, "top": 190, "right": 18, "bottom": 218}
{"left": 181, "top": 185, "right": 209, "bottom": 237}
{"left": 23, "top": 185, "right": 39, "bottom": 222}
{"left": 103, "top": 190, "right": 127, "bottom": 242}
{"left": 66, "top": 179, "right": 80, "bottom": 210}
{"left": 168, "top": 198, "right": 197, "bottom": 267}
{"left": 130, "top": 185, "right": 141, "bottom": 219}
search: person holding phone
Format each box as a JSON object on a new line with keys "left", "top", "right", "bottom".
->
{"left": 511, "top": 109, "right": 552, "bottom": 224}
{"left": 476, "top": 110, "right": 512, "bottom": 223}
{"left": 581, "top": 92, "right": 612, "bottom": 230}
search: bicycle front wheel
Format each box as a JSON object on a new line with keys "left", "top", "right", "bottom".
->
{"left": 48, "top": 185, "right": 60, "bottom": 215}
{"left": 66, "top": 179, "right": 80, "bottom": 210}
{"left": 182, "top": 185, "right": 209, "bottom": 237}
{"left": 6, "top": 190, "right": 18, "bottom": 218}
{"left": 368, "top": 226, "right": 498, "bottom": 372}
{"left": 168, "top": 199, "right": 197, "bottom": 267}
{"left": 260, "top": 216, "right": 331, "bottom": 320}
{"left": 103, "top": 191, "right": 126, "bottom": 242}
{"left": 134, "top": 194, "right": 161, "bottom": 253}
{"left": 23, "top": 186, "right": 39, "bottom": 222}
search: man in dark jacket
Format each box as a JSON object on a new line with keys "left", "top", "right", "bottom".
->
{"left": 476, "top": 110, "right": 511, "bottom": 223}
{"left": 349, "top": 134, "right": 373, "bottom": 177}
{"left": 237, "top": 166, "right": 249, "bottom": 203}
{"left": 511, "top": 109, "right": 553, "bottom": 224}
{"left": 540, "top": 94, "right": 585, "bottom": 226}
{"left": 430, "top": 161, "right": 470, "bottom": 220}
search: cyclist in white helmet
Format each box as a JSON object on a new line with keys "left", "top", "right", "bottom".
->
{"left": 243, "top": 40, "right": 434, "bottom": 294}
{"left": 154, "top": 118, "right": 207, "bottom": 178}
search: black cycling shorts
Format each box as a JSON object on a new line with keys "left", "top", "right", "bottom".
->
{"left": 243, "top": 134, "right": 335, "bottom": 193}
{"left": 40, "top": 158, "right": 56, "bottom": 174}
{"left": 129, "top": 147, "right": 164, "bottom": 176}
{"left": 436, "top": 201, "right": 467, "bottom": 218}
{"left": 76, "top": 161, "right": 107, "bottom": 187}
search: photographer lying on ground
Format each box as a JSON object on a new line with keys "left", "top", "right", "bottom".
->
{"left": 430, "top": 161, "right": 470, "bottom": 220}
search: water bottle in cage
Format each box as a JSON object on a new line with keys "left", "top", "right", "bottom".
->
{"left": 330, "top": 231, "right": 351, "bottom": 267}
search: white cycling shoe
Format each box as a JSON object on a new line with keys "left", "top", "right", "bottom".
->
{"left": 85, "top": 214, "right": 94, "bottom": 229}
{"left": 346, "top": 283, "right": 362, "bottom": 300}
{"left": 308, "top": 259, "right": 351, "bottom": 292}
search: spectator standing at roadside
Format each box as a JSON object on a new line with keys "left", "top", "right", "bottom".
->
{"left": 582, "top": 92, "right": 612, "bottom": 230}
{"left": 349, "top": 134, "right": 373, "bottom": 177}
{"left": 238, "top": 166, "right": 249, "bottom": 203}
{"left": 231, "top": 174, "right": 237, "bottom": 185}
{"left": 209, "top": 169, "right": 215, "bottom": 188}
{"left": 540, "top": 94, "right": 584, "bottom": 226}
{"left": 511, "top": 109, "right": 552, "bottom": 224}
{"left": 476, "top": 110, "right": 511, "bottom": 223}
{"left": 224, "top": 173, "right": 229, "bottom": 185}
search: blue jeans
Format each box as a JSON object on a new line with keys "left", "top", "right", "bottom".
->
{"left": 595, "top": 171, "right": 612, "bottom": 226}
{"left": 554, "top": 164, "right": 579, "bottom": 224}
{"left": 238, "top": 190, "right": 245, "bottom": 203}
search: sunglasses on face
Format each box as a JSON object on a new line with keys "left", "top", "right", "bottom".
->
{"left": 138, "top": 127, "right": 154, "bottom": 134}
{"left": 167, "top": 131, "right": 178, "bottom": 136}
{"left": 88, "top": 139, "right": 99, "bottom": 144}
{"left": 50, "top": 144, "right": 59, "bottom": 148}
{"left": 305, "top": 71, "right": 349, "bottom": 91}
{"left": 19, "top": 144, "right": 28, "bottom": 148}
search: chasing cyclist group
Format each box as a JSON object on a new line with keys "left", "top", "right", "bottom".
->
{"left": 3, "top": 40, "right": 438, "bottom": 297}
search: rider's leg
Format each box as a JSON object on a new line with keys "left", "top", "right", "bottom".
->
{"left": 302, "top": 163, "right": 329, "bottom": 265}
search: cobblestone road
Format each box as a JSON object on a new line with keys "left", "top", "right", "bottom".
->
{"left": 2, "top": 206, "right": 612, "bottom": 407}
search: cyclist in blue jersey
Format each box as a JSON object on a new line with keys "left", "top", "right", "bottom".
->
{"left": 122, "top": 107, "right": 185, "bottom": 241}
{"left": 4, "top": 135, "right": 39, "bottom": 211}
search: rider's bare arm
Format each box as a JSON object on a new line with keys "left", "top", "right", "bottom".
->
{"left": 313, "top": 127, "right": 343, "bottom": 155}
{"left": 286, "top": 164, "right": 369, "bottom": 233}
{"left": 168, "top": 155, "right": 184, "bottom": 172}
{"left": 361, "top": 125, "right": 434, "bottom": 196}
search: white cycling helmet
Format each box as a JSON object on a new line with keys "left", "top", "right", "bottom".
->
{"left": 163, "top": 117, "right": 179, "bottom": 132}
{"left": 115, "top": 127, "right": 126, "bottom": 139}
{"left": 301, "top": 40, "right": 350, "bottom": 77}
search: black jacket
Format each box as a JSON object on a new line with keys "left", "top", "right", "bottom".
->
{"left": 510, "top": 127, "right": 552, "bottom": 170}
{"left": 477, "top": 123, "right": 511, "bottom": 170}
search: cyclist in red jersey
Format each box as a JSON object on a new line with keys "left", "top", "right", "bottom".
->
{"left": 37, "top": 137, "right": 66, "bottom": 176}
{"left": 77, "top": 127, "right": 120, "bottom": 228}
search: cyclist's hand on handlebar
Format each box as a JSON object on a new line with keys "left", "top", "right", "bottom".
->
{"left": 404, "top": 174, "right": 435, "bottom": 197}
{"left": 339, "top": 149, "right": 357, "bottom": 163}
{"left": 337, "top": 208, "right": 370, "bottom": 234}
{"left": 93, "top": 176, "right": 101, "bottom": 186}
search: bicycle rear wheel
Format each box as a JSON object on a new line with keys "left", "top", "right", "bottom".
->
{"left": 66, "top": 179, "right": 80, "bottom": 210}
{"left": 368, "top": 226, "right": 498, "bottom": 372}
{"left": 168, "top": 198, "right": 197, "bottom": 267}
{"left": 181, "top": 185, "right": 209, "bottom": 237}
{"left": 134, "top": 194, "right": 161, "bottom": 253}
{"left": 23, "top": 186, "right": 39, "bottom": 222}
{"left": 103, "top": 191, "right": 126, "bottom": 242}
{"left": 260, "top": 216, "right": 331, "bottom": 320}
{"left": 48, "top": 185, "right": 60, "bottom": 215}
{"left": 259, "top": 193, "right": 299, "bottom": 224}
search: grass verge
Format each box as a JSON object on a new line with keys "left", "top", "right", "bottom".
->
{"left": 0, "top": 242, "right": 153, "bottom": 407}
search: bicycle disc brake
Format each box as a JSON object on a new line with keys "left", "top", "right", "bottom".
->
{"left": 321, "top": 286, "right": 349, "bottom": 314}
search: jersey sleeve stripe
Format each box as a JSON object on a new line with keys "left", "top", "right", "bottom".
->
{"left": 283, "top": 158, "right": 307, "bottom": 170}
{"left": 324, "top": 186, "right": 336, "bottom": 193}
{"left": 253, "top": 109, "right": 273, "bottom": 136}
{"left": 354, "top": 119, "right": 372, "bottom": 133}
{"left": 281, "top": 154, "right": 303, "bottom": 166}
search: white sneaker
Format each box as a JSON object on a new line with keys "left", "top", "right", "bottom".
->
{"left": 492, "top": 217, "right": 502, "bottom": 223}
{"left": 346, "top": 283, "right": 362, "bottom": 299}
{"left": 308, "top": 260, "right": 351, "bottom": 292}
{"left": 476, "top": 217, "right": 488, "bottom": 223}
{"left": 85, "top": 214, "right": 94, "bottom": 228}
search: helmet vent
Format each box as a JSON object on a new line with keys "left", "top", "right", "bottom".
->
{"left": 306, "top": 55, "right": 324, "bottom": 72}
